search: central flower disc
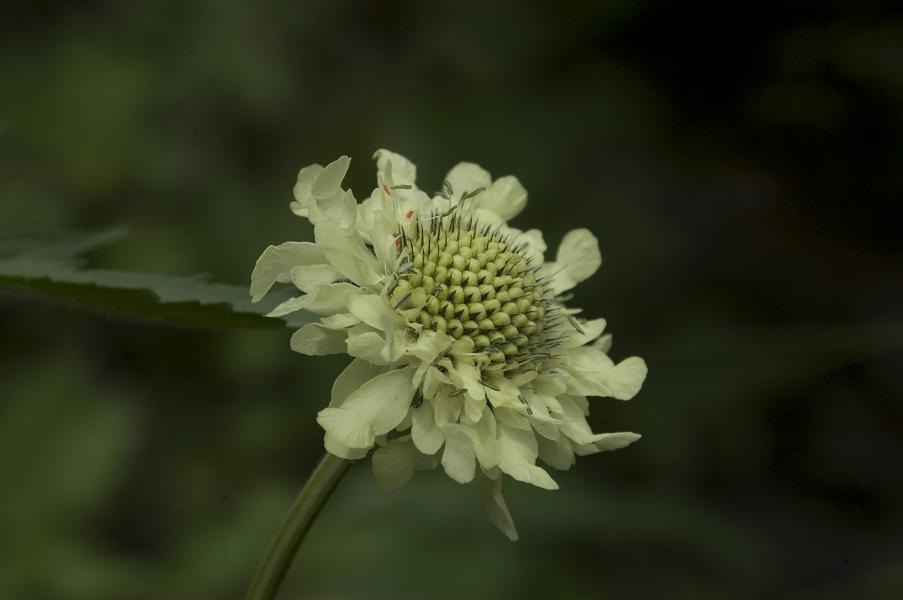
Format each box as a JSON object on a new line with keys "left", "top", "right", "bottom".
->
{"left": 389, "top": 214, "right": 556, "bottom": 372}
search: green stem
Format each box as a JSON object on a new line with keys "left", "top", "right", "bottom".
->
{"left": 244, "top": 453, "right": 351, "bottom": 600}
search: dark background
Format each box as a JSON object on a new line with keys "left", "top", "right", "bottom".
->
{"left": 2, "top": 1, "right": 902, "bottom": 598}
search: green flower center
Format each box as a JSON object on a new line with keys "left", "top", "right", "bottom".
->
{"left": 390, "top": 216, "right": 553, "bottom": 371}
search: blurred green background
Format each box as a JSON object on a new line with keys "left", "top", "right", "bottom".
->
{"left": 2, "top": 1, "right": 902, "bottom": 598}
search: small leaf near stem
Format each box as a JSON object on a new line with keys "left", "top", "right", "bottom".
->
{"left": 244, "top": 453, "right": 351, "bottom": 600}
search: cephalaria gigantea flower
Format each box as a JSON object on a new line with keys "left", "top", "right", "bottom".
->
{"left": 250, "top": 150, "right": 647, "bottom": 540}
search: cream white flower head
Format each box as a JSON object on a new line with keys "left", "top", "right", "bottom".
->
{"left": 251, "top": 150, "right": 647, "bottom": 540}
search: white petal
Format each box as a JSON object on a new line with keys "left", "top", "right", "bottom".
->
{"left": 290, "top": 324, "right": 347, "bottom": 356}
{"left": 411, "top": 398, "right": 444, "bottom": 455}
{"left": 441, "top": 428, "right": 476, "bottom": 484}
{"left": 307, "top": 188, "right": 357, "bottom": 229}
{"left": 483, "top": 375, "right": 520, "bottom": 409}
{"left": 451, "top": 360, "right": 485, "bottom": 402}
{"left": 344, "top": 297, "right": 406, "bottom": 364}
{"left": 338, "top": 366, "right": 416, "bottom": 434}
{"left": 533, "top": 374, "right": 567, "bottom": 397}
{"left": 594, "top": 432, "right": 641, "bottom": 452}
{"left": 406, "top": 330, "right": 454, "bottom": 362}
{"left": 413, "top": 449, "right": 441, "bottom": 471}
{"left": 409, "top": 331, "right": 455, "bottom": 389}
{"left": 373, "top": 148, "right": 417, "bottom": 185}
{"left": 324, "top": 432, "right": 368, "bottom": 460}
{"left": 593, "top": 333, "right": 613, "bottom": 353}
{"left": 316, "top": 408, "right": 374, "bottom": 449}
{"left": 463, "top": 396, "right": 484, "bottom": 423}
{"left": 316, "top": 366, "right": 416, "bottom": 449}
{"left": 481, "top": 175, "right": 527, "bottom": 221}
{"left": 478, "top": 474, "right": 519, "bottom": 542}
{"left": 563, "top": 346, "right": 647, "bottom": 400}
{"left": 537, "top": 435, "right": 575, "bottom": 470}
{"left": 314, "top": 222, "right": 382, "bottom": 287}
{"left": 347, "top": 294, "right": 402, "bottom": 333}
{"left": 557, "top": 228, "right": 601, "bottom": 281}
{"left": 522, "top": 392, "right": 562, "bottom": 441}
{"left": 312, "top": 155, "right": 350, "bottom": 198}
{"left": 320, "top": 312, "right": 361, "bottom": 330}
{"left": 494, "top": 406, "right": 532, "bottom": 431}
{"left": 607, "top": 357, "right": 648, "bottom": 400}
{"left": 268, "top": 282, "right": 362, "bottom": 318}
{"left": 544, "top": 395, "right": 563, "bottom": 414}
{"left": 548, "top": 228, "right": 601, "bottom": 293}
{"left": 511, "top": 228, "right": 546, "bottom": 264}
{"left": 265, "top": 296, "right": 309, "bottom": 318}
{"left": 497, "top": 423, "right": 558, "bottom": 490}
{"left": 372, "top": 440, "right": 416, "bottom": 491}
{"left": 291, "top": 164, "right": 323, "bottom": 216}
{"left": 330, "top": 359, "right": 386, "bottom": 408}
{"left": 464, "top": 406, "right": 499, "bottom": 469}
{"left": 249, "top": 242, "right": 324, "bottom": 302}
{"left": 563, "top": 318, "right": 607, "bottom": 349}
{"left": 432, "top": 388, "right": 463, "bottom": 427}
{"left": 444, "top": 162, "right": 491, "bottom": 199}
{"left": 555, "top": 395, "right": 599, "bottom": 444}
{"left": 290, "top": 264, "right": 340, "bottom": 294}
{"left": 346, "top": 331, "right": 392, "bottom": 365}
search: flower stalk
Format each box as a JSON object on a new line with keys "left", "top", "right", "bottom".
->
{"left": 244, "top": 453, "right": 350, "bottom": 600}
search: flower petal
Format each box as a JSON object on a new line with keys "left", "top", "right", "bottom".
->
{"left": 444, "top": 162, "right": 491, "bottom": 199}
{"left": 316, "top": 366, "right": 416, "bottom": 449}
{"left": 316, "top": 408, "right": 374, "bottom": 449}
{"left": 509, "top": 228, "right": 546, "bottom": 264}
{"left": 594, "top": 333, "right": 613, "bottom": 353}
{"left": 267, "top": 282, "right": 362, "bottom": 318}
{"left": 537, "top": 435, "right": 576, "bottom": 471}
{"left": 464, "top": 406, "right": 499, "bottom": 469}
{"left": 547, "top": 228, "right": 601, "bottom": 293}
{"left": 290, "top": 264, "right": 341, "bottom": 294}
{"left": 307, "top": 188, "right": 357, "bottom": 229}
{"left": 311, "top": 155, "right": 351, "bottom": 198}
{"left": 324, "top": 432, "right": 368, "bottom": 460}
{"left": 320, "top": 312, "right": 361, "bottom": 330}
{"left": 497, "top": 423, "right": 559, "bottom": 490}
{"left": 338, "top": 366, "right": 416, "bottom": 434}
{"left": 330, "top": 358, "right": 386, "bottom": 408}
{"left": 563, "top": 318, "right": 607, "bottom": 349}
{"left": 347, "top": 294, "right": 403, "bottom": 333}
{"left": 451, "top": 360, "right": 485, "bottom": 403}
{"left": 372, "top": 439, "right": 416, "bottom": 491}
{"left": 594, "top": 432, "right": 642, "bottom": 452}
{"left": 291, "top": 164, "right": 324, "bottom": 217}
{"left": 290, "top": 324, "right": 347, "bottom": 356}
{"left": 265, "top": 296, "right": 309, "bottom": 318}
{"left": 563, "top": 346, "right": 647, "bottom": 400}
{"left": 250, "top": 242, "right": 324, "bottom": 302}
{"left": 346, "top": 330, "right": 392, "bottom": 365}
{"left": 441, "top": 428, "right": 476, "bottom": 484}
{"left": 481, "top": 175, "right": 527, "bottom": 221}
{"left": 478, "top": 474, "right": 519, "bottom": 542}
{"left": 606, "top": 356, "right": 648, "bottom": 400}
{"left": 373, "top": 148, "right": 417, "bottom": 185}
{"left": 411, "top": 398, "right": 444, "bottom": 455}
{"left": 314, "top": 222, "right": 382, "bottom": 287}
{"left": 555, "top": 395, "right": 599, "bottom": 444}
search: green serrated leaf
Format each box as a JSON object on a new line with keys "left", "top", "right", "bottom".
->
{"left": 0, "top": 256, "right": 312, "bottom": 329}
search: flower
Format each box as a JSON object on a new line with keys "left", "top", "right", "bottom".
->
{"left": 250, "top": 150, "right": 647, "bottom": 540}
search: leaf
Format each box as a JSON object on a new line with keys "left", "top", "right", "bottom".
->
{"left": 0, "top": 228, "right": 313, "bottom": 329}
